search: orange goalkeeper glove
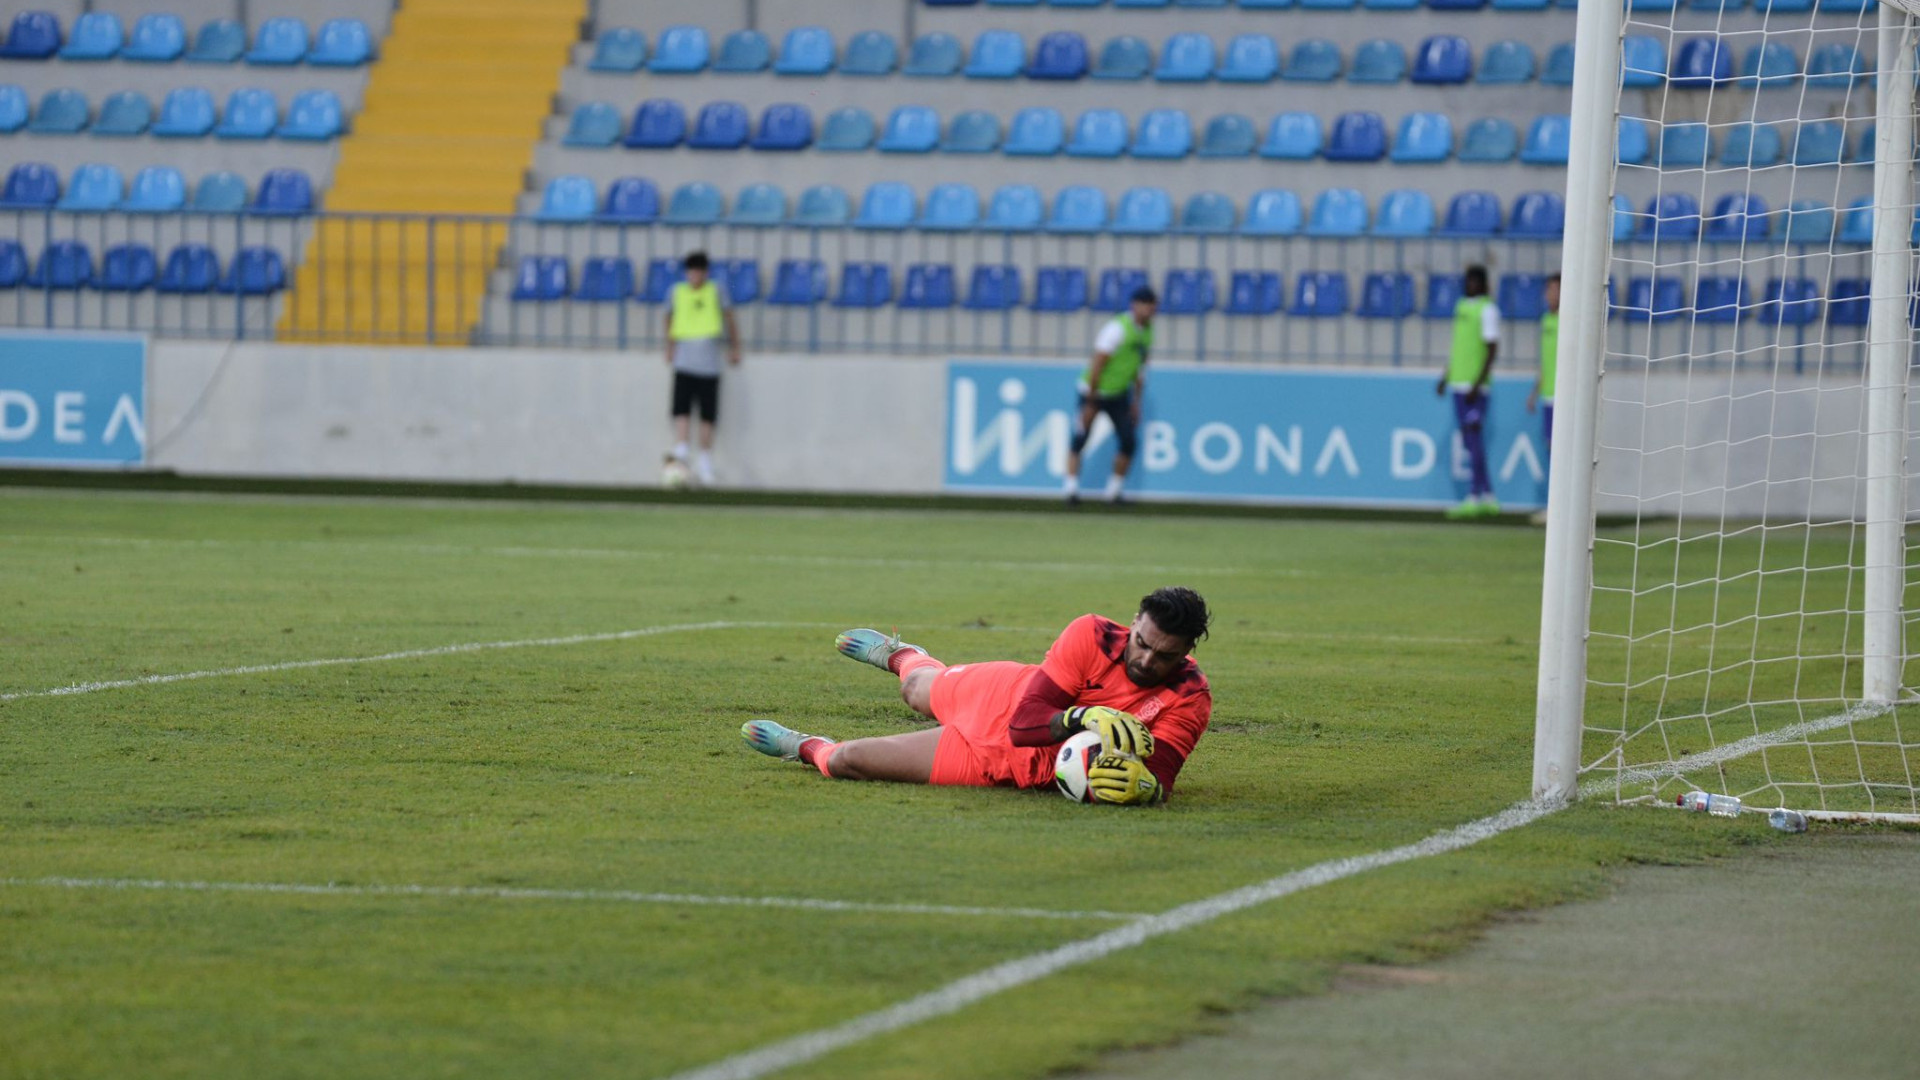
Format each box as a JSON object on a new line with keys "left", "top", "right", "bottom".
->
{"left": 1087, "top": 753, "right": 1163, "bottom": 806}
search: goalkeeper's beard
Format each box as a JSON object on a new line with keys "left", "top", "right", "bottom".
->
{"left": 1125, "top": 662, "right": 1161, "bottom": 687}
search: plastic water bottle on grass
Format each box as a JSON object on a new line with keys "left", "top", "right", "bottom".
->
{"left": 1677, "top": 790, "right": 1743, "bottom": 817}
{"left": 1768, "top": 808, "right": 1809, "bottom": 833}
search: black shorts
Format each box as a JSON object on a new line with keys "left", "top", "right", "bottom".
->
{"left": 671, "top": 372, "right": 721, "bottom": 422}
{"left": 1072, "top": 391, "right": 1137, "bottom": 455}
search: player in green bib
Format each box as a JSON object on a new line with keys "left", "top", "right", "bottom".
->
{"left": 1065, "top": 286, "right": 1157, "bottom": 505}
{"left": 1433, "top": 266, "right": 1502, "bottom": 520}
{"left": 1526, "top": 273, "right": 1561, "bottom": 525}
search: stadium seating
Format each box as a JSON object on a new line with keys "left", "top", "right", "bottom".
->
{"left": 252, "top": 168, "right": 313, "bottom": 214}
{"left": 843, "top": 31, "right": 899, "bottom": 76}
{"left": 537, "top": 176, "right": 594, "bottom": 221}
{"left": 1756, "top": 278, "right": 1822, "bottom": 325}
{"left": 1692, "top": 276, "right": 1748, "bottom": 323}
{"left": 1113, "top": 187, "right": 1173, "bottom": 233}
{"left": 653, "top": 27, "right": 711, "bottom": 73}
{"left": 1374, "top": 190, "right": 1435, "bottom": 236}
{"left": 1029, "top": 31, "right": 1088, "bottom": 78}
{"left": 222, "top": 247, "right": 287, "bottom": 294}
{"left": 664, "top": 181, "right": 724, "bottom": 223}
{"left": 1241, "top": 189, "right": 1303, "bottom": 235}
{"left": 246, "top": 19, "right": 309, "bottom": 66}
{"left": 1705, "top": 193, "right": 1769, "bottom": 243}
{"left": 1391, "top": 113, "right": 1453, "bottom": 163}
{"left": 1521, "top": 115, "right": 1571, "bottom": 165}
{"left": 0, "top": 163, "right": 58, "bottom": 209}
{"left": 1358, "top": 273, "right": 1415, "bottom": 319}
{"left": 794, "top": 184, "right": 851, "bottom": 225}
{"left": 775, "top": 27, "right": 835, "bottom": 75}
{"left": 94, "top": 92, "right": 152, "bottom": 137}
{"left": 1498, "top": 274, "right": 1547, "bottom": 319}
{"left": 1639, "top": 192, "right": 1702, "bottom": 242}
{"left": 32, "top": 242, "right": 93, "bottom": 291}
{"left": 901, "top": 264, "right": 956, "bottom": 308}
{"left": 855, "top": 182, "right": 915, "bottom": 228}
{"left": 564, "top": 103, "right": 621, "bottom": 147}
{"left": 1005, "top": 107, "right": 1064, "bottom": 154}
{"left": 1827, "top": 279, "right": 1868, "bottom": 326}
{"left": 1132, "top": 110, "right": 1192, "bottom": 158}
{"left": 920, "top": 183, "right": 981, "bottom": 229}
{"left": 1615, "top": 118, "right": 1651, "bottom": 166}
{"left": 1619, "top": 276, "right": 1685, "bottom": 322}
{"left": 965, "top": 265, "right": 1022, "bottom": 309}
{"left": 1219, "top": 34, "right": 1279, "bottom": 82}
{"left": 904, "top": 32, "right": 961, "bottom": 77}
{"left": 1438, "top": 191, "right": 1502, "bottom": 237}
{"left": 1508, "top": 191, "right": 1566, "bottom": 237}
{"left": 310, "top": 19, "right": 372, "bottom": 66}
{"left": 715, "top": 30, "right": 772, "bottom": 73}
{"left": 1162, "top": 270, "right": 1215, "bottom": 315}
{"left": 575, "top": 257, "right": 634, "bottom": 302}
{"left": 157, "top": 244, "right": 220, "bottom": 292}
{"left": 1095, "top": 270, "right": 1148, "bottom": 313}
{"left": 1260, "top": 113, "right": 1321, "bottom": 159}
{"left": 0, "top": 85, "right": 26, "bottom": 133}
{"left": 1670, "top": 37, "right": 1733, "bottom": 87}
{"left": 1325, "top": 113, "right": 1387, "bottom": 162}
{"left": 1180, "top": 192, "right": 1236, "bottom": 233}
{"left": 752, "top": 104, "right": 814, "bottom": 150}
{"left": 878, "top": 105, "right": 940, "bottom": 152}
{"left": 688, "top": 102, "right": 749, "bottom": 149}
{"left": 123, "top": 14, "right": 186, "bottom": 62}
{"left": 280, "top": 90, "right": 344, "bottom": 140}
{"left": 1225, "top": 271, "right": 1283, "bottom": 316}
{"left": 985, "top": 184, "right": 1043, "bottom": 230}
{"left": 1793, "top": 121, "right": 1845, "bottom": 166}
{"left": 0, "top": 11, "right": 60, "bottom": 59}
{"left": 513, "top": 256, "right": 569, "bottom": 301}
{"left": 1034, "top": 267, "right": 1088, "bottom": 311}
{"left": 599, "top": 177, "right": 661, "bottom": 222}
{"left": 1282, "top": 40, "right": 1341, "bottom": 81}
{"left": 1459, "top": 117, "right": 1518, "bottom": 163}
{"left": 191, "top": 171, "right": 248, "bottom": 213}
{"left": 124, "top": 166, "right": 186, "bottom": 213}
{"left": 727, "top": 183, "right": 785, "bottom": 225}
{"left": 626, "top": 100, "right": 688, "bottom": 148}
{"left": 1291, "top": 273, "right": 1350, "bottom": 317}
{"left": 188, "top": 19, "right": 247, "bottom": 64}
{"left": 215, "top": 89, "right": 278, "bottom": 140}
{"left": 1049, "top": 186, "right": 1108, "bottom": 231}
{"left": 1198, "top": 114, "right": 1255, "bottom": 158}
{"left": 1350, "top": 40, "right": 1407, "bottom": 84}
{"left": 965, "top": 30, "right": 1024, "bottom": 78}
{"left": 1411, "top": 36, "right": 1471, "bottom": 84}
{"left": 1541, "top": 43, "right": 1575, "bottom": 86}
{"left": 1066, "top": 109, "right": 1128, "bottom": 157}
{"left": 1781, "top": 200, "right": 1834, "bottom": 244}
{"left": 1478, "top": 41, "right": 1535, "bottom": 84}
{"left": 0, "top": 240, "right": 26, "bottom": 289}
{"left": 1739, "top": 41, "right": 1798, "bottom": 88}
{"left": 1622, "top": 35, "right": 1666, "bottom": 87}
{"left": 819, "top": 107, "right": 876, "bottom": 151}
{"left": 1805, "top": 43, "right": 1864, "bottom": 88}
{"left": 833, "top": 262, "right": 893, "bottom": 307}
{"left": 1307, "top": 188, "right": 1368, "bottom": 236}
{"left": 1156, "top": 33, "right": 1215, "bottom": 81}
{"left": 97, "top": 243, "right": 157, "bottom": 293}
{"left": 1093, "top": 36, "right": 1151, "bottom": 80}
{"left": 591, "top": 29, "right": 647, "bottom": 72}
{"left": 60, "top": 12, "right": 122, "bottom": 60}
{"left": 56, "top": 164, "right": 122, "bottom": 212}
{"left": 29, "top": 89, "right": 88, "bottom": 135}
{"left": 1659, "top": 122, "right": 1711, "bottom": 168}
{"left": 1838, "top": 197, "right": 1875, "bottom": 245}
{"left": 635, "top": 258, "right": 681, "bottom": 304}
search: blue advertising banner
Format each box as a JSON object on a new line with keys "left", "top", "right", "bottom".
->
{"left": 0, "top": 332, "right": 147, "bottom": 467}
{"left": 944, "top": 360, "right": 1550, "bottom": 509}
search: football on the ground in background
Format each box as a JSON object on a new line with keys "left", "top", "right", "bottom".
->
{"left": 1052, "top": 730, "right": 1106, "bottom": 803}
{"left": 662, "top": 458, "right": 691, "bottom": 490}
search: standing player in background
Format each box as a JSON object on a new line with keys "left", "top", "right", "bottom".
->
{"left": 1435, "top": 265, "right": 1502, "bottom": 520}
{"left": 663, "top": 251, "right": 741, "bottom": 487}
{"left": 741, "top": 587, "right": 1213, "bottom": 806}
{"left": 1526, "top": 273, "right": 1561, "bottom": 527}
{"left": 1064, "top": 286, "right": 1157, "bottom": 506}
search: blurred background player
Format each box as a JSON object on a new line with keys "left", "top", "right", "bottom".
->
{"left": 663, "top": 251, "right": 742, "bottom": 487}
{"left": 1526, "top": 273, "right": 1561, "bottom": 526}
{"left": 742, "top": 586, "right": 1212, "bottom": 807}
{"left": 1434, "top": 265, "right": 1502, "bottom": 520}
{"left": 1064, "top": 286, "right": 1157, "bottom": 506}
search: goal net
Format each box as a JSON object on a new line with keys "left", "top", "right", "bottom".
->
{"left": 1538, "top": 0, "right": 1920, "bottom": 819}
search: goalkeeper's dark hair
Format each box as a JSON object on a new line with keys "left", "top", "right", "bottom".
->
{"left": 1140, "top": 586, "right": 1210, "bottom": 643}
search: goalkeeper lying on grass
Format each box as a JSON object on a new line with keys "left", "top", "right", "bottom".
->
{"left": 743, "top": 587, "right": 1212, "bottom": 806}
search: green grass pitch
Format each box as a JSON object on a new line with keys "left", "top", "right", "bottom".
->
{"left": 0, "top": 488, "right": 1815, "bottom": 1079}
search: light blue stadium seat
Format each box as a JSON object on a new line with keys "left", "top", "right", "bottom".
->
{"left": 1508, "top": 191, "right": 1566, "bottom": 237}
{"left": 251, "top": 168, "right": 312, "bottom": 215}
{"left": 1112, "top": 187, "right": 1173, "bottom": 233}
{"left": 714, "top": 30, "right": 771, "bottom": 73}
{"left": 1705, "top": 193, "right": 1768, "bottom": 243}
{"left": 1424, "top": 275, "right": 1462, "bottom": 318}
{"left": 842, "top": 30, "right": 898, "bottom": 76}
{"left": 1391, "top": 112, "right": 1452, "bottom": 163}
{"left": 279, "top": 90, "right": 343, "bottom": 140}
{"left": 57, "top": 164, "right": 122, "bottom": 212}
{"left": 1029, "top": 31, "right": 1088, "bottom": 78}
{"left": 1521, "top": 114, "right": 1571, "bottom": 165}
{"left": 904, "top": 32, "right": 961, "bottom": 76}
{"left": 794, "top": 184, "right": 851, "bottom": 226}
{"left": 1755, "top": 278, "right": 1821, "bottom": 326}
{"left": 1349, "top": 40, "right": 1407, "bottom": 84}
{"left": 220, "top": 246, "right": 286, "bottom": 295}
{"left": 563, "top": 102, "right": 621, "bottom": 147}
{"left": 1005, "top": 107, "right": 1064, "bottom": 154}
{"left": 1260, "top": 112, "right": 1321, "bottom": 159}
{"left": 1095, "top": 269, "right": 1149, "bottom": 313}
{"left": 1438, "top": 191, "right": 1502, "bottom": 236}
{"left": 1225, "top": 272, "right": 1282, "bottom": 316}
{"left": 1659, "top": 122, "right": 1711, "bottom": 167}
{"left": 245, "top": 18, "right": 308, "bottom": 66}
{"left": 1364, "top": 0, "right": 1420, "bottom": 9}
{"left": 1639, "top": 192, "right": 1702, "bottom": 242}
{"left": 1114, "top": 0, "right": 1171, "bottom": 6}
{"left": 1478, "top": 40, "right": 1535, "bottom": 83}
{"left": 191, "top": 171, "right": 248, "bottom": 213}
{"left": 769, "top": 260, "right": 827, "bottom": 306}
{"left": 1324, "top": 112, "right": 1386, "bottom": 161}
{"left": 1240, "top": 0, "right": 1296, "bottom": 6}
{"left": 1155, "top": 33, "right": 1214, "bottom": 81}
{"left": 1498, "top": 275, "right": 1547, "bottom": 320}
{"left": 920, "top": 183, "right": 981, "bottom": 229}
{"left": 1738, "top": 41, "right": 1798, "bottom": 88}
{"left": 32, "top": 242, "right": 93, "bottom": 291}
{"left": 0, "top": 163, "right": 58, "bottom": 209}
{"left": 600, "top": 177, "right": 661, "bottom": 222}
{"left": 942, "top": 110, "right": 1000, "bottom": 152}
{"left": 965, "top": 30, "right": 1024, "bottom": 77}
{"left": 985, "top": 184, "right": 1044, "bottom": 230}
{"left": 1616, "top": 117, "right": 1650, "bottom": 165}
{"left": 1622, "top": 35, "right": 1665, "bottom": 87}
{"left": 214, "top": 88, "right": 277, "bottom": 139}
{"left": 1412, "top": 35, "right": 1470, "bottom": 84}
{"left": 651, "top": 26, "right": 711, "bottom": 73}
{"left": 93, "top": 92, "right": 152, "bottom": 137}
{"left": 1218, "top": 34, "right": 1279, "bottom": 82}
{"left": 1066, "top": 109, "right": 1128, "bottom": 157}
{"left": 752, "top": 103, "right": 813, "bottom": 150}
{"left": 29, "top": 89, "right": 88, "bottom": 135}
{"left": 187, "top": 19, "right": 246, "bottom": 64}
{"left": 1492, "top": 0, "right": 1548, "bottom": 9}
{"left": 1092, "top": 35, "right": 1151, "bottom": 79}
{"left": 878, "top": 105, "right": 940, "bottom": 153}
{"left": 97, "top": 244, "right": 157, "bottom": 293}
{"left": 1283, "top": 40, "right": 1340, "bottom": 81}
{"left": 60, "top": 12, "right": 122, "bottom": 60}
{"left": 1049, "top": 185, "right": 1109, "bottom": 232}
{"left": 1542, "top": 42, "right": 1575, "bottom": 85}
{"left": 1307, "top": 188, "right": 1368, "bottom": 236}
{"left": 0, "top": 85, "right": 27, "bottom": 133}
{"left": 637, "top": 259, "right": 681, "bottom": 304}
{"left": 687, "top": 101, "right": 749, "bottom": 149}
{"left": 855, "top": 182, "right": 915, "bottom": 229}
{"left": 1373, "top": 190, "right": 1435, "bottom": 237}
{"left": 124, "top": 14, "right": 186, "bottom": 62}
{"left": 1722, "top": 123, "right": 1784, "bottom": 167}
{"left": 833, "top": 262, "right": 893, "bottom": 308}
{"left": 124, "top": 166, "right": 186, "bottom": 213}
{"left": 1161, "top": 270, "right": 1216, "bottom": 315}
{"left": 537, "top": 176, "right": 595, "bottom": 221}
{"left": 727, "top": 183, "right": 785, "bottom": 226}
{"left": 1612, "top": 194, "right": 1635, "bottom": 242}
{"left": 1839, "top": 197, "right": 1874, "bottom": 245}
{"left": 818, "top": 107, "right": 875, "bottom": 151}
{"left": 1793, "top": 121, "right": 1844, "bottom": 165}
{"left": 1357, "top": 273, "right": 1415, "bottom": 318}
{"left": 1033, "top": 267, "right": 1087, "bottom": 312}
{"left": 1242, "top": 189, "right": 1304, "bottom": 235}
{"left": 574, "top": 257, "right": 633, "bottom": 302}
{"left": 965, "top": 266, "right": 1022, "bottom": 311}
{"left": 1300, "top": 0, "right": 1357, "bottom": 8}
{"left": 664, "top": 181, "right": 724, "bottom": 224}
{"left": 157, "top": 244, "right": 219, "bottom": 293}
{"left": 625, "top": 99, "right": 687, "bottom": 149}
{"left": 1199, "top": 114, "right": 1255, "bottom": 157}
{"left": 309, "top": 19, "right": 371, "bottom": 66}
{"left": 1692, "top": 276, "right": 1749, "bottom": 323}
{"left": 1291, "top": 273, "right": 1350, "bottom": 317}
{"left": 1805, "top": 43, "right": 1864, "bottom": 88}
{"left": 512, "top": 256, "right": 568, "bottom": 302}
{"left": 1459, "top": 117, "right": 1518, "bottom": 162}
{"left": 0, "top": 11, "right": 58, "bottom": 59}
{"left": 1780, "top": 200, "right": 1833, "bottom": 244}
{"left": 1179, "top": 191, "right": 1235, "bottom": 233}
{"left": 1132, "top": 110, "right": 1192, "bottom": 158}
{"left": 1670, "top": 37, "right": 1732, "bottom": 87}
{"left": 900, "top": 264, "right": 955, "bottom": 309}
{"left": 775, "top": 27, "right": 835, "bottom": 75}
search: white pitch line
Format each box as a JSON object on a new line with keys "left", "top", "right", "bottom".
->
{"left": 0, "top": 877, "right": 1146, "bottom": 923}
{"left": 662, "top": 798, "right": 1563, "bottom": 1080}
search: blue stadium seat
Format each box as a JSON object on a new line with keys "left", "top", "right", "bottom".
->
{"left": 1622, "top": 35, "right": 1665, "bottom": 87}
{"left": 818, "top": 107, "right": 875, "bottom": 151}
{"left": 1851, "top": 123, "right": 1875, "bottom": 164}
{"left": 124, "top": 166, "right": 186, "bottom": 213}
{"left": 1113, "top": 187, "right": 1173, "bottom": 233}
{"left": 186, "top": 19, "right": 246, "bottom": 64}
{"left": 1425, "top": 275, "right": 1463, "bottom": 318}
{"left": 1225, "top": 271, "right": 1283, "bottom": 316}
{"left": 1781, "top": 200, "right": 1833, "bottom": 244}
{"left": 191, "top": 171, "right": 247, "bottom": 213}
{"left": 1307, "top": 188, "right": 1368, "bottom": 236}
{"left": 1324, "top": 112, "right": 1386, "bottom": 161}
{"left": 769, "top": 260, "right": 827, "bottom": 305}
{"left": 253, "top": 169, "right": 311, "bottom": 214}
{"left": 625, "top": 99, "right": 687, "bottom": 149}
{"left": 0, "top": 85, "right": 26, "bottom": 133}
{"left": 94, "top": 92, "right": 152, "bottom": 137}
{"left": 1756, "top": 278, "right": 1821, "bottom": 325}
{"left": 842, "top": 30, "right": 898, "bottom": 75}
{"left": 833, "top": 262, "right": 893, "bottom": 308}
{"left": 1826, "top": 279, "right": 1868, "bottom": 327}
{"left": 29, "top": 89, "right": 88, "bottom": 135}
{"left": 1242, "top": 189, "right": 1304, "bottom": 235}
{"left": 1178, "top": 192, "right": 1235, "bottom": 234}
{"left": 1542, "top": 42, "right": 1575, "bottom": 85}
{"left": 1478, "top": 40, "right": 1535, "bottom": 83}
{"left": 727, "top": 183, "right": 786, "bottom": 226}
{"left": 1459, "top": 117, "right": 1518, "bottom": 163}
{"left": 1260, "top": 113, "right": 1321, "bottom": 160}
{"left": 1029, "top": 31, "right": 1088, "bottom": 78}
{"left": 943, "top": 110, "right": 1000, "bottom": 153}
{"left": 1612, "top": 194, "right": 1635, "bottom": 241}
{"left": 1391, "top": 112, "right": 1453, "bottom": 163}
{"left": 878, "top": 105, "right": 940, "bottom": 152}
{"left": 29, "top": 242, "right": 91, "bottom": 291}
{"left": 1508, "top": 191, "right": 1566, "bottom": 237}
{"left": 598, "top": 177, "right": 660, "bottom": 223}
{"left": 1218, "top": 34, "right": 1279, "bottom": 82}
{"left": 1132, "top": 110, "right": 1192, "bottom": 158}
{"left": 1837, "top": 197, "right": 1873, "bottom": 244}
{"left": 0, "top": 11, "right": 60, "bottom": 58}
{"left": 965, "top": 30, "right": 1024, "bottom": 77}
{"left": 96, "top": 243, "right": 157, "bottom": 293}
{"left": 752, "top": 103, "right": 813, "bottom": 150}
{"left": 574, "top": 257, "right": 634, "bottom": 302}
{"left": 1412, "top": 36, "right": 1471, "bottom": 84}
{"left": 123, "top": 13, "right": 186, "bottom": 62}
{"left": 1282, "top": 40, "right": 1340, "bottom": 81}
{"left": 920, "top": 183, "right": 981, "bottom": 229}
{"left": 1092, "top": 35, "right": 1151, "bottom": 79}
{"left": 1521, "top": 114, "right": 1571, "bottom": 165}
{"left": 715, "top": 30, "right": 771, "bottom": 73}
{"left": 1113, "top": 0, "right": 1171, "bottom": 7}
{"left": 1033, "top": 267, "right": 1088, "bottom": 311}
{"left": 901, "top": 264, "right": 956, "bottom": 309}
{"left": 1693, "top": 276, "right": 1749, "bottom": 323}
{"left": 1302, "top": 0, "right": 1358, "bottom": 8}
{"left": 1738, "top": 41, "right": 1798, "bottom": 88}
{"left": 1793, "top": 121, "right": 1844, "bottom": 166}
{"left": 1630, "top": 0, "right": 1677, "bottom": 9}
{"left": 1095, "top": 269, "right": 1150, "bottom": 313}
{"left": 638, "top": 258, "right": 681, "bottom": 304}
{"left": 855, "top": 182, "right": 915, "bottom": 228}
{"left": 1759, "top": 0, "right": 1816, "bottom": 12}
{"left": 1049, "top": 186, "right": 1109, "bottom": 231}
{"left": 688, "top": 101, "right": 749, "bottom": 149}
{"left": 1155, "top": 33, "right": 1215, "bottom": 81}
{"left": 1357, "top": 273, "right": 1415, "bottom": 318}
{"left": 309, "top": 18, "right": 371, "bottom": 66}
{"left": 220, "top": 246, "right": 286, "bottom": 294}
{"left": 1161, "top": 270, "right": 1216, "bottom": 315}
{"left": 1498, "top": 275, "right": 1547, "bottom": 320}
{"left": 1240, "top": 0, "right": 1295, "bottom": 6}
{"left": 1291, "top": 273, "right": 1350, "bottom": 317}
{"left": 1199, "top": 114, "right": 1255, "bottom": 157}
{"left": 214, "top": 88, "right": 277, "bottom": 139}
{"left": 1659, "top": 122, "right": 1711, "bottom": 167}
{"left": 651, "top": 26, "right": 711, "bottom": 73}
{"left": 279, "top": 90, "right": 343, "bottom": 140}
{"left": 1364, "top": 0, "right": 1421, "bottom": 9}
{"left": 1374, "top": 190, "right": 1435, "bottom": 237}
{"left": 1438, "top": 191, "right": 1502, "bottom": 236}
{"left": 722, "top": 260, "right": 765, "bottom": 304}
{"left": 904, "top": 32, "right": 961, "bottom": 76}
{"left": 0, "top": 163, "right": 58, "bottom": 209}
{"left": 1616, "top": 117, "right": 1651, "bottom": 165}
{"left": 1427, "top": 0, "right": 1485, "bottom": 8}
{"left": 246, "top": 18, "right": 308, "bottom": 65}
{"left": 1639, "top": 192, "right": 1701, "bottom": 242}
{"left": 1805, "top": 43, "right": 1864, "bottom": 88}
{"left": 512, "top": 256, "right": 569, "bottom": 301}
{"left": 157, "top": 244, "right": 219, "bottom": 293}
{"left": 1619, "top": 276, "right": 1686, "bottom": 322}
{"left": 1670, "top": 37, "right": 1732, "bottom": 87}
{"left": 56, "top": 164, "right": 122, "bottom": 212}
{"left": 966, "top": 265, "right": 1023, "bottom": 310}
{"left": 563, "top": 102, "right": 621, "bottom": 148}
{"left": 985, "top": 184, "right": 1044, "bottom": 230}
{"left": 794, "top": 184, "right": 851, "bottom": 225}
{"left": 1067, "top": 109, "right": 1128, "bottom": 157}
{"left": 1005, "top": 107, "right": 1064, "bottom": 154}
{"left": 1704, "top": 193, "right": 1768, "bottom": 243}
{"left": 0, "top": 239, "right": 25, "bottom": 289}
{"left": 1350, "top": 40, "right": 1407, "bottom": 84}
{"left": 60, "top": 12, "right": 121, "bottom": 60}
{"left": 775, "top": 27, "right": 835, "bottom": 75}
{"left": 664, "top": 181, "right": 724, "bottom": 224}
